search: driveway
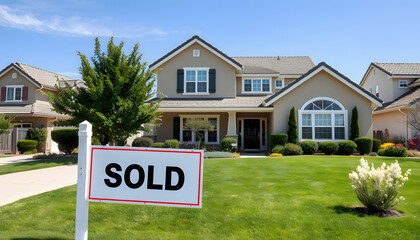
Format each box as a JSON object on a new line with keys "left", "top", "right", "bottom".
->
{"left": 0, "top": 154, "right": 38, "bottom": 165}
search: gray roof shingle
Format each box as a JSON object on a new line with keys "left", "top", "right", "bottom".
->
{"left": 375, "top": 87, "right": 420, "bottom": 111}
{"left": 0, "top": 102, "right": 68, "bottom": 118}
{"left": 373, "top": 63, "right": 420, "bottom": 76}
{"left": 232, "top": 56, "right": 315, "bottom": 75}
{"left": 14, "top": 62, "right": 76, "bottom": 88}
{"left": 157, "top": 96, "right": 268, "bottom": 108}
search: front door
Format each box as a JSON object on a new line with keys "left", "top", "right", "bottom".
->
{"left": 244, "top": 119, "right": 260, "bottom": 150}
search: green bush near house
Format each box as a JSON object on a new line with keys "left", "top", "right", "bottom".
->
{"left": 51, "top": 129, "right": 78, "bottom": 155}
{"left": 17, "top": 140, "right": 38, "bottom": 154}
{"left": 26, "top": 127, "right": 47, "bottom": 147}
{"left": 152, "top": 142, "right": 165, "bottom": 148}
{"left": 337, "top": 140, "right": 357, "bottom": 155}
{"left": 372, "top": 139, "right": 382, "bottom": 153}
{"left": 287, "top": 107, "right": 298, "bottom": 144}
{"left": 92, "top": 136, "right": 101, "bottom": 145}
{"left": 271, "top": 145, "right": 286, "bottom": 155}
{"left": 164, "top": 139, "right": 180, "bottom": 149}
{"left": 23, "top": 149, "right": 38, "bottom": 154}
{"left": 319, "top": 141, "right": 339, "bottom": 155}
{"left": 132, "top": 137, "right": 153, "bottom": 147}
{"left": 284, "top": 143, "right": 303, "bottom": 155}
{"left": 221, "top": 138, "right": 237, "bottom": 152}
{"left": 382, "top": 144, "right": 408, "bottom": 157}
{"left": 354, "top": 137, "right": 373, "bottom": 155}
{"left": 300, "top": 140, "right": 318, "bottom": 155}
{"left": 350, "top": 106, "right": 360, "bottom": 140}
{"left": 270, "top": 134, "right": 288, "bottom": 150}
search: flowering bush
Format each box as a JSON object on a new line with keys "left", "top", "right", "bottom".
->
{"left": 233, "top": 152, "right": 240, "bottom": 157}
{"left": 349, "top": 158, "right": 411, "bottom": 211}
{"left": 269, "top": 153, "right": 283, "bottom": 157}
{"left": 382, "top": 143, "right": 408, "bottom": 157}
{"left": 408, "top": 132, "right": 420, "bottom": 150}
{"left": 380, "top": 142, "right": 395, "bottom": 150}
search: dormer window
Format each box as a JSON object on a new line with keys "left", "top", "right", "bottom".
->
{"left": 6, "top": 85, "right": 23, "bottom": 102}
{"left": 399, "top": 80, "right": 408, "bottom": 88}
{"left": 193, "top": 49, "right": 200, "bottom": 57}
{"left": 243, "top": 78, "right": 271, "bottom": 93}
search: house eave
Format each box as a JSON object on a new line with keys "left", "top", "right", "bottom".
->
{"left": 157, "top": 107, "right": 273, "bottom": 112}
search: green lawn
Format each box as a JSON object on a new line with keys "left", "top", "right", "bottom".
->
{"left": 0, "top": 156, "right": 419, "bottom": 239}
{"left": 0, "top": 155, "right": 11, "bottom": 158}
{"left": 0, "top": 157, "right": 77, "bottom": 175}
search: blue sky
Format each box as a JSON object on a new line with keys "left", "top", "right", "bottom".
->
{"left": 0, "top": 0, "right": 419, "bottom": 83}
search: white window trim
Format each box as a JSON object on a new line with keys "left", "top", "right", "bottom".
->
{"left": 399, "top": 80, "right": 408, "bottom": 88}
{"left": 183, "top": 67, "right": 210, "bottom": 95}
{"left": 5, "top": 85, "right": 24, "bottom": 102}
{"left": 13, "top": 123, "right": 32, "bottom": 129}
{"left": 241, "top": 78, "right": 272, "bottom": 94}
{"left": 275, "top": 79, "right": 284, "bottom": 89}
{"left": 193, "top": 49, "right": 200, "bottom": 57}
{"left": 298, "top": 97, "right": 348, "bottom": 142}
{"left": 179, "top": 115, "right": 220, "bottom": 144}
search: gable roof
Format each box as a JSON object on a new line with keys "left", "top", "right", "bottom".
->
{"left": 264, "top": 62, "right": 383, "bottom": 106}
{"left": 374, "top": 86, "right": 420, "bottom": 112}
{"left": 232, "top": 56, "right": 314, "bottom": 75}
{"left": 0, "top": 62, "right": 77, "bottom": 89}
{"left": 360, "top": 62, "right": 420, "bottom": 86}
{"left": 149, "top": 35, "right": 242, "bottom": 71}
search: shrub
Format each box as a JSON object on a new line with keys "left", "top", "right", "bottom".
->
{"left": 270, "top": 134, "right": 288, "bottom": 150}
{"left": 319, "top": 141, "right": 339, "bottom": 155}
{"left": 180, "top": 143, "right": 195, "bottom": 149}
{"left": 349, "top": 158, "right": 411, "bottom": 211}
{"left": 337, "top": 140, "right": 357, "bottom": 155}
{"left": 354, "top": 137, "right": 373, "bottom": 155}
{"left": 27, "top": 127, "right": 47, "bottom": 146}
{"left": 378, "top": 149, "right": 385, "bottom": 156}
{"left": 380, "top": 142, "right": 395, "bottom": 150}
{"left": 407, "top": 150, "right": 420, "bottom": 157}
{"left": 350, "top": 106, "right": 360, "bottom": 140}
{"left": 92, "top": 136, "right": 101, "bottom": 145}
{"left": 368, "top": 152, "right": 378, "bottom": 156}
{"left": 287, "top": 107, "right": 298, "bottom": 144}
{"left": 221, "top": 138, "right": 237, "bottom": 152}
{"left": 206, "top": 145, "right": 217, "bottom": 152}
{"left": 17, "top": 140, "right": 38, "bottom": 154}
{"left": 132, "top": 137, "right": 153, "bottom": 147}
{"left": 391, "top": 135, "right": 406, "bottom": 145}
{"left": 300, "top": 140, "right": 318, "bottom": 155}
{"left": 23, "top": 149, "right": 38, "bottom": 154}
{"left": 204, "top": 151, "right": 234, "bottom": 158}
{"left": 269, "top": 153, "right": 283, "bottom": 157}
{"left": 372, "top": 139, "right": 382, "bottom": 153}
{"left": 165, "top": 139, "right": 180, "bottom": 149}
{"left": 152, "top": 142, "right": 165, "bottom": 148}
{"left": 51, "top": 129, "right": 78, "bottom": 154}
{"left": 284, "top": 143, "right": 303, "bottom": 155}
{"left": 271, "top": 145, "right": 286, "bottom": 155}
{"left": 408, "top": 132, "right": 420, "bottom": 150}
{"left": 383, "top": 143, "right": 408, "bottom": 157}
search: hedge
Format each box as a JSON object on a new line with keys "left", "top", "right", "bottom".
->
{"left": 132, "top": 137, "right": 153, "bottom": 147}
{"left": 27, "top": 127, "right": 47, "bottom": 146}
{"left": 51, "top": 129, "right": 78, "bottom": 154}
{"left": 164, "top": 139, "right": 180, "bottom": 148}
{"left": 270, "top": 134, "right": 288, "bottom": 150}
{"left": 17, "top": 140, "right": 38, "bottom": 154}
{"left": 319, "top": 141, "right": 339, "bottom": 155}
{"left": 338, "top": 140, "right": 357, "bottom": 155}
{"left": 300, "top": 140, "right": 318, "bottom": 155}
{"left": 221, "top": 138, "right": 237, "bottom": 152}
{"left": 271, "top": 145, "right": 286, "bottom": 155}
{"left": 372, "top": 139, "right": 382, "bottom": 153}
{"left": 284, "top": 143, "right": 303, "bottom": 155}
{"left": 354, "top": 137, "right": 373, "bottom": 155}
{"left": 152, "top": 142, "right": 165, "bottom": 148}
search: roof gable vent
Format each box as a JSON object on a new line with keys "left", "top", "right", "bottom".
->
{"left": 12, "top": 73, "right": 17, "bottom": 79}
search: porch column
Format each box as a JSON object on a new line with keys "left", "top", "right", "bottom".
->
{"left": 226, "top": 112, "right": 237, "bottom": 139}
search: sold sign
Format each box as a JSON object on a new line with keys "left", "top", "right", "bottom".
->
{"left": 88, "top": 146, "right": 203, "bottom": 207}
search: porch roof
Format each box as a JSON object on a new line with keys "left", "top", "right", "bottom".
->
{"left": 156, "top": 95, "right": 268, "bottom": 109}
{"left": 0, "top": 102, "right": 69, "bottom": 118}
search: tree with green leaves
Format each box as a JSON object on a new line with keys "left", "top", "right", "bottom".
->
{"left": 47, "top": 37, "right": 161, "bottom": 145}
{"left": 184, "top": 119, "right": 215, "bottom": 149}
{"left": 0, "top": 114, "right": 13, "bottom": 136}
{"left": 288, "top": 106, "right": 298, "bottom": 144}
{"left": 350, "top": 106, "right": 360, "bottom": 140}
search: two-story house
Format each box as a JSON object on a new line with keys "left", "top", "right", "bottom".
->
{"left": 148, "top": 36, "right": 382, "bottom": 152}
{"left": 0, "top": 62, "right": 79, "bottom": 153}
{"left": 360, "top": 62, "right": 420, "bottom": 142}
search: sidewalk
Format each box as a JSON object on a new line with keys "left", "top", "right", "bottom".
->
{"left": 0, "top": 154, "right": 38, "bottom": 165}
{"left": 0, "top": 164, "right": 77, "bottom": 206}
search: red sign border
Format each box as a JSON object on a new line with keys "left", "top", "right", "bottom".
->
{"left": 88, "top": 147, "right": 203, "bottom": 206}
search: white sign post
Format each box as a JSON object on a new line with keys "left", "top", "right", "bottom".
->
{"left": 75, "top": 121, "right": 204, "bottom": 240}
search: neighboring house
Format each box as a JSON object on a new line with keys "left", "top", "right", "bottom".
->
{"left": 360, "top": 62, "right": 420, "bottom": 142}
{"left": 0, "top": 62, "right": 78, "bottom": 153}
{"left": 147, "top": 36, "right": 382, "bottom": 152}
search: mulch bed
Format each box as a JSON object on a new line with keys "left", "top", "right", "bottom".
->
{"left": 351, "top": 206, "right": 402, "bottom": 218}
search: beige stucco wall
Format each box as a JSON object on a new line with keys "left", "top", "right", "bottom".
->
{"left": 271, "top": 70, "right": 373, "bottom": 139}
{"left": 392, "top": 77, "right": 414, "bottom": 101}
{"left": 372, "top": 110, "right": 406, "bottom": 139}
{"left": 362, "top": 67, "right": 393, "bottom": 102}
{"left": 157, "top": 43, "right": 238, "bottom": 98}
{"left": 0, "top": 69, "right": 38, "bottom": 104}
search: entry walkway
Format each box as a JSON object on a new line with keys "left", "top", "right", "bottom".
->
{"left": 0, "top": 164, "right": 77, "bottom": 206}
{"left": 240, "top": 152, "right": 268, "bottom": 158}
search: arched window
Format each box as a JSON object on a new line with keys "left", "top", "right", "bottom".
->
{"left": 298, "top": 97, "right": 348, "bottom": 141}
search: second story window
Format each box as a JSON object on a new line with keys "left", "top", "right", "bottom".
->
{"left": 6, "top": 85, "right": 23, "bottom": 102}
{"left": 243, "top": 78, "right": 271, "bottom": 93}
{"left": 275, "top": 80, "right": 284, "bottom": 89}
{"left": 184, "top": 68, "right": 209, "bottom": 94}
{"left": 399, "top": 80, "right": 408, "bottom": 88}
